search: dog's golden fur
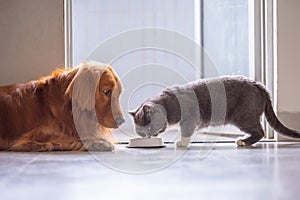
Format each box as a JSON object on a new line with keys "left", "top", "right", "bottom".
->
{"left": 0, "top": 61, "right": 124, "bottom": 151}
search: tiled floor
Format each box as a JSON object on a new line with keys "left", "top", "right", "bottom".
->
{"left": 1, "top": 142, "right": 300, "bottom": 200}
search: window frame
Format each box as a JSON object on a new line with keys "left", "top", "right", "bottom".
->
{"left": 64, "top": 0, "right": 73, "bottom": 69}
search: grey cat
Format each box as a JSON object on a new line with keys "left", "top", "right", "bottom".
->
{"left": 129, "top": 76, "right": 300, "bottom": 147}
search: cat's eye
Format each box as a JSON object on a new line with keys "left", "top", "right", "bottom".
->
{"left": 103, "top": 89, "right": 112, "bottom": 97}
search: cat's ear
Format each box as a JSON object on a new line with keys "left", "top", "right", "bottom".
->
{"left": 127, "top": 110, "right": 136, "bottom": 117}
{"left": 142, "top": 104, "right": 153, "bottom": 114}
{"left": 142, "top": 104, "right": 152, "bottom": 126}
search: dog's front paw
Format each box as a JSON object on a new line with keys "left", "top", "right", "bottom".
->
{"left": 89, "top": 141, "right": 114, "bottom": 151}
{"left": 175, "top": 137, "right": 191, "bottom": 148}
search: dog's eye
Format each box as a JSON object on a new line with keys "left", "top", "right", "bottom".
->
{"left": 103, "top": 89, "right": 112, "bottom": 96}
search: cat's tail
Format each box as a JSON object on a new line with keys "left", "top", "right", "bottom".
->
{"left": 265, "top": 98, "right": 300, "bottom": 139}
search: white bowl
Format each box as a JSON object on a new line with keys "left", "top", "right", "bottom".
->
{"left": 127, "top": 137, "right": 165, "bottom": 148}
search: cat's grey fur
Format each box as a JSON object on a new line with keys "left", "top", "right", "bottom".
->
{"left": 129, "top": 76, "right": 300, "bottom": 147}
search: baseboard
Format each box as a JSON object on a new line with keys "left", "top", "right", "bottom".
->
{"left": 277, "top": 112, "right": 300, "bottom": 141}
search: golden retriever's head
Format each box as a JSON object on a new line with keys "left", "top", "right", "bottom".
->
{"left": 95, "top": 65, "right": 124, "bottom": 128}
{"left": 66, "top": 61, "right": 124, "bottom": 129}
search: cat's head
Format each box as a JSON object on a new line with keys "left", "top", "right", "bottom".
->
{"left": 129, "top": 102, "right": 167, "bottom": 138}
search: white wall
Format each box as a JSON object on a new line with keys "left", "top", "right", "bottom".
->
{"left": 277, "top": 0, "right": 300, "bottom": 113}
{"left": 277, "top": 0, "right": 300, "bottom": 135}
{"left": 0, "top": 0, "right": 64, "bottom": 85}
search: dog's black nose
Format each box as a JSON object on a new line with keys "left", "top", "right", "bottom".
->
{"left": 115, "top": 118, "right": 125, "bottom": 126}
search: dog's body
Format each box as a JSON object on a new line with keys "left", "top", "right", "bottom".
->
{"left": 0, "top": 61, "right": 124, "bottom": 151}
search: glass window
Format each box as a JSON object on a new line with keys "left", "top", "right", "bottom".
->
{"left": 70, "top": 0, "right": 271, "bottom": 141}
{"left": 201, "top": 0, "right": 249, "bottom": 78}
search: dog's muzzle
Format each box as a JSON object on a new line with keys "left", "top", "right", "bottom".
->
{"left": 115, "top": 117, "right": 125, "bottom": 127}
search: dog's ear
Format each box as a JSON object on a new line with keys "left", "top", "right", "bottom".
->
{"left": 65, "top": 68, "right": 79, "bottom": 98}
{"left": 65, "top": 65, "right": 105, "bottom": 110}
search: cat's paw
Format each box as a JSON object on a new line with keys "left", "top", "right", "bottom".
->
{"left": 176, "top": 137, "right": 191, "bottom": 148}
{"left": 176, "top": 140, "right": 188, "bottom": 148}
{"left": 236, "top": 139, "right": 246, "bottom": 147}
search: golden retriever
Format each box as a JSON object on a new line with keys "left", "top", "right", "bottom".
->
{"left": 0, "top": 61, "right": 124, "bottom": 151}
